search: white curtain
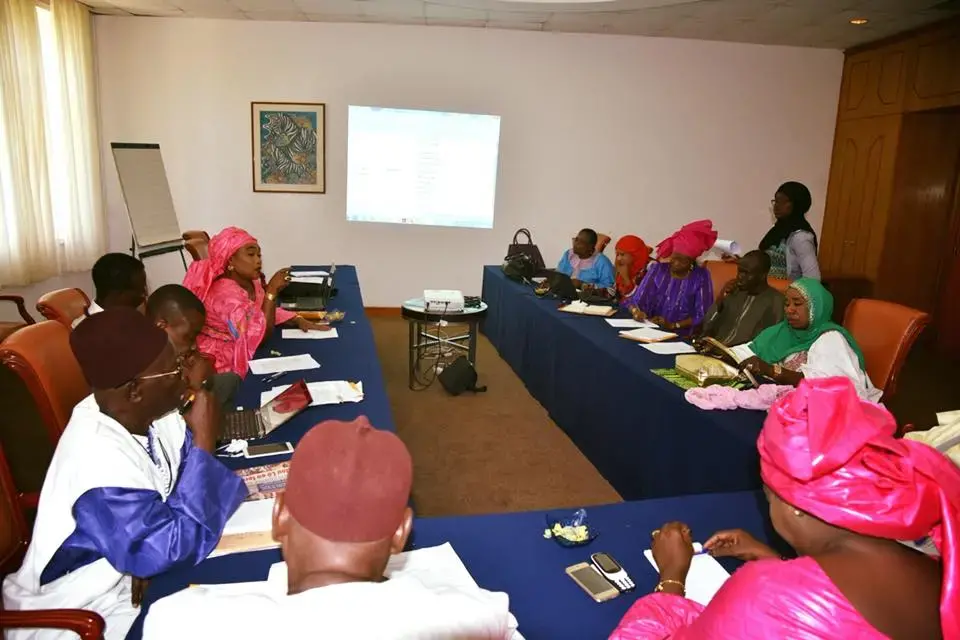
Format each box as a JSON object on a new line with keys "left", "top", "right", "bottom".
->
{"left": 51, "top": 0, "right": 105, "bottom": 272}
{"left": 0, "top": 0, "right": 105, "bottom": 287}
{"left": 0, "top": 0, "right": 58, "bottom": 286}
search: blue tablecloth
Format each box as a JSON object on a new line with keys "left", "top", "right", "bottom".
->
{"left": 127, "top": 491, "right": 774, "bottom": 640}
{"left": 480, "top": 266, "right": 766, "bottom": 501}
{"left": 216, "top": 265, "right": 394, "bottom": 472}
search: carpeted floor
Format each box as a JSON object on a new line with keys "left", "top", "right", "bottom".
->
{"left": 371, "top": 317, "right": 621, "bottom": 517}
{"left": 371, "top": 316, "right": 955, "bottom": 518}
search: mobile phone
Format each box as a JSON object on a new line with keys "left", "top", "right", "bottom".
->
{"left": 565, "top": 562, "right": 619, "bottom": 602}
{"left": 244, "top": 442, "right": 293, "bottom": 459}
{"left": 591, "top": 552, "right": 635, "bottom": 591}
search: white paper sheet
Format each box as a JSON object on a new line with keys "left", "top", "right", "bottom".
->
{"left": 619, "top": 327, "right": 678, "bottom": 342}
{"left": 260, "top": 381, "right": 364, "bottom": 408}
{"left": 281, "top": 328, "right": 339, "bottom": 340}
{"left": 641, "top": 342, "right": 697, "bottom": 355}
{"left": 605, "top": 319, "right": 656, "bottom": 328}
{"left": 644, "top": 543, "right": 730, "bottom": 606}
{"left": 267, "top": 543, "right": 478, "bottom": 592}
{"left": 222, "top": 498, "right": 275, "bottom": 536}
{"left": 290, "top": 276, "right": 329, "bottom": 285}
{"left": 290, "top": 270, "right": 329, "bottom": 277}
{"left": 248, "top": 354, "right": 321, "bottom": 375}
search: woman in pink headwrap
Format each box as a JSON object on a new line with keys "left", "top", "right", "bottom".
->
{"left": 610, "top": 376, "right": 960, "bottom": 640}
{"left": 183, "top": 227, "right": 328, "bottom": 378}
{"left": 621, "top": 220, "right": 717, "bottom": 337}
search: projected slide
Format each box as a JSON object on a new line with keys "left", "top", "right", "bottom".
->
{"left": 346, "top": 106, "right": 501, "bottom": 229}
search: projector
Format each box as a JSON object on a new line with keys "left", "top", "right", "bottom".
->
{"left": 424, "top": 289, "right": 464, "bottom": 313}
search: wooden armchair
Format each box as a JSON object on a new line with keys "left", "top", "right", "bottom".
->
{"left": 0, "top": 296, "right": 36, "bottom": 343}
{"left": 0, "top": 445, "right": 104, "bottom": 638}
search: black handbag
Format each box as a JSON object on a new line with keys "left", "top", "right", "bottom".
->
{"left": 506, "top": 228, "right": 546, "bottom": 271}
{"left": 502, "top": 252, "right": 537, "bottom": 282}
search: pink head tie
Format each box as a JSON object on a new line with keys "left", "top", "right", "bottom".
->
{"left": 655, "top": 219, "right": 718, "bottom": 260}
{"left": 759, "top": 377, "right": 960, "bottom": 638}
{"left": 182, "top": 226, "right": 258, "bottom": 302}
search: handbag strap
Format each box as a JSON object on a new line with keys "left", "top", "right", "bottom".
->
{"left": 512, "top": 228, "right": 533, "bottom": 245}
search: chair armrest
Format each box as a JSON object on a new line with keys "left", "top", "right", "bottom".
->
{"left": 0, "top": 295, "right": 36, "bottom": 325}
{"left": 18, "top": 491, "right": 40, "bottom": 510}
{"left": 0, "top": 609, "right": 105, "bottom": 640}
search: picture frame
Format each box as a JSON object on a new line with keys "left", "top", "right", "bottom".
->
{"left": 251, "top": 101, "right": 326, "bottom": 193}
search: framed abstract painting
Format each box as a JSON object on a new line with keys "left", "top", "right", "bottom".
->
{"left": 251, "top": 102, "right": 326, "bottom": 193}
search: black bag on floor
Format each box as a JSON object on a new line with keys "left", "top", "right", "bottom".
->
{"left": 439, "top": 357, "right": 487, "bottom": 396}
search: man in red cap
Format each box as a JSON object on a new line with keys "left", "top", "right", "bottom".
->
{"left": 3, "top": 308, "right": 248, "bottom": 640}
{"left": 144, "top": 416, "right": 520, "bottom": 639}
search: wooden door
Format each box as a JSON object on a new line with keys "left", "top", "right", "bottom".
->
{"left": 819, "top": 115, "right": 902, "bottom": 279}
{"left": 936, "top": 175, "right": 960, "bottom": 358}
{"left": 875, "top": 109, "right": 960, "bottom": 311}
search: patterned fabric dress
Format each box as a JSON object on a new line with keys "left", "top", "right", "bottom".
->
{"left": 620, "top": 262, "right": 713, "bottom": 337}
{"left": 766, "top": 240, "right": 788, "bottom": 279}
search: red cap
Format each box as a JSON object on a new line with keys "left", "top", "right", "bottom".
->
{"left": 285, "top": 416, "right": 413, "bottom": 543}
{"left": 70, "top": 307, "right": 169, "bottom": 389}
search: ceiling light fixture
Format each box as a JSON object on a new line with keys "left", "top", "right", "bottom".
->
{"left": 849, "top": 17, "right": 869, "bottom": 25}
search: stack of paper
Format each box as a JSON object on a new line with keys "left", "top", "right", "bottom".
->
{"left": 281, "top": 328, "right": 339, "bottom": 340}
{"left": 641, "top": 342, "right": 697, "bottom": 355}
{"left": 260, "top": 380, "right": 364, "bottom": 408}
{"left": 211, "top": 498, "right": 278, "bottom": 557}
{"left": 560, "top": 301, "right": 617, "bottom": 317}
{"left": 644, "top": 543, "right": 730, "bottom": 606}
{"left": 618, "top": 327, "right": 679, "bottom": 343}
{"left": 249, "top": 354, "right": 321, "bottom": 375}
{"left": 605, "top": 318, "right": 657, "bottom": 329}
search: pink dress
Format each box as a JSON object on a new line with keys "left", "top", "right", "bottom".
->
{"left": 609, "top": 557, "right": 888, "bottom": 639}
{"left": 196, "top": 278, "right": 296, "bottom": 378}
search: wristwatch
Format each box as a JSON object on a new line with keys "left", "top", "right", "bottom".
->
{"left": 772, "top": 363, "right": 783, "bottom": 377}
{"left": 265, "top": 291, "right": 276, "bottom": 302}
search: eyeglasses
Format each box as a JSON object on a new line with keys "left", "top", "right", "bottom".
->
{"left": 127, "top": 358, "right": 185, "bottom": 385}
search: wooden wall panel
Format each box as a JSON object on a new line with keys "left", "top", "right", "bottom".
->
{"left": 819, "top": 115, "right": 902, "bottom": 279}
{"left": 875, "top": 110, "right": 960, "bottom": 311}
{"left": 905, "top": 25, "right": 960, "bottom": 112}
{"left": 837, "top": 44, "right": 911, "bottom": 121}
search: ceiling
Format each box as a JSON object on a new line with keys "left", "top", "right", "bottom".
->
{"left": 81, "top": 0, "right": 960, "bottom": 49}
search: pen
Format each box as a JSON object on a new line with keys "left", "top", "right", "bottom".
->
{"left": 179, "top": 392, "right": 196, "bottom": 415}
{"left": 263, "top": 371, "right": 289, "bottom": 385}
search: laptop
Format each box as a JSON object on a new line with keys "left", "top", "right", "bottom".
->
{"left": 279, "top": 265, "right": 337, "bottom": 311}
{"left": 220, "top": 379, "right": 313, "bottom": 443}
{"left": 544, "top": 271, "right": 616, "bottom": 305}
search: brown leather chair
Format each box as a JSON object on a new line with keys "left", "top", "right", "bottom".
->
{"left": 843, "top": 298, "right": 930, "bottom": 401}
{"left": 36, "top": 288, "right": 90, "bottom": 329}
{"left": 0, "top": 321, "right": 89, "bottom": 448}
{"left": 0, "top": 445, "right": 105, "bottom": 638}
{"left": 768, "top": 277, "right": 790, "bottom": 293}
{"left": 0, "top": 296, "right": 36, "bottom": 343}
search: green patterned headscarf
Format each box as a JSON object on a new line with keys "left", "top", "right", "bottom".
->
{"left": 749, "top": 278, "right": 865, "bottom": 368}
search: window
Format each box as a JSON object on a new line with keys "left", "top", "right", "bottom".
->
{"left": 36, "top": 4, "right": 71, "bottom": 242}
{"left": 0, "top": 0, "right": 104, "bottom": 287}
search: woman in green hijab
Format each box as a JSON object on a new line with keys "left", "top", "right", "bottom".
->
{"left": 731, "top": 278, "right": 881, "bottom": 402}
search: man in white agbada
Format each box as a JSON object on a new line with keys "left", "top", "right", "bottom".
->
{"left": 3, "top": 308, "right": 247, "bottom": 639}
{"left": 144, "top": 416, "right": 522, "bottom": 640}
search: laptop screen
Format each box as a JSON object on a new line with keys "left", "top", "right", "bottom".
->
{"left": 260, "top": 380, "right": 313, "bottom": 433}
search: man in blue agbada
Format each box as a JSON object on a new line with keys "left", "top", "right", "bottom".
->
{"left": 3, "top": 307, "right": 247, "bottom": 639}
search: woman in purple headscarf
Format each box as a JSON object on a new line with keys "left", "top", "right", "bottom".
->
{"left": 183, "top": 227, "right": 328, "bottom": 378}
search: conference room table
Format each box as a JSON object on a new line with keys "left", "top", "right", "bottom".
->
{"left": 480, "top": 266, "right": 767, "bottom": 501}
{"left": 128, "top": 490, "right": 775, "bottom": 640}
{"left": 214, "top": 264, "right": 395, "bottom": 473}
